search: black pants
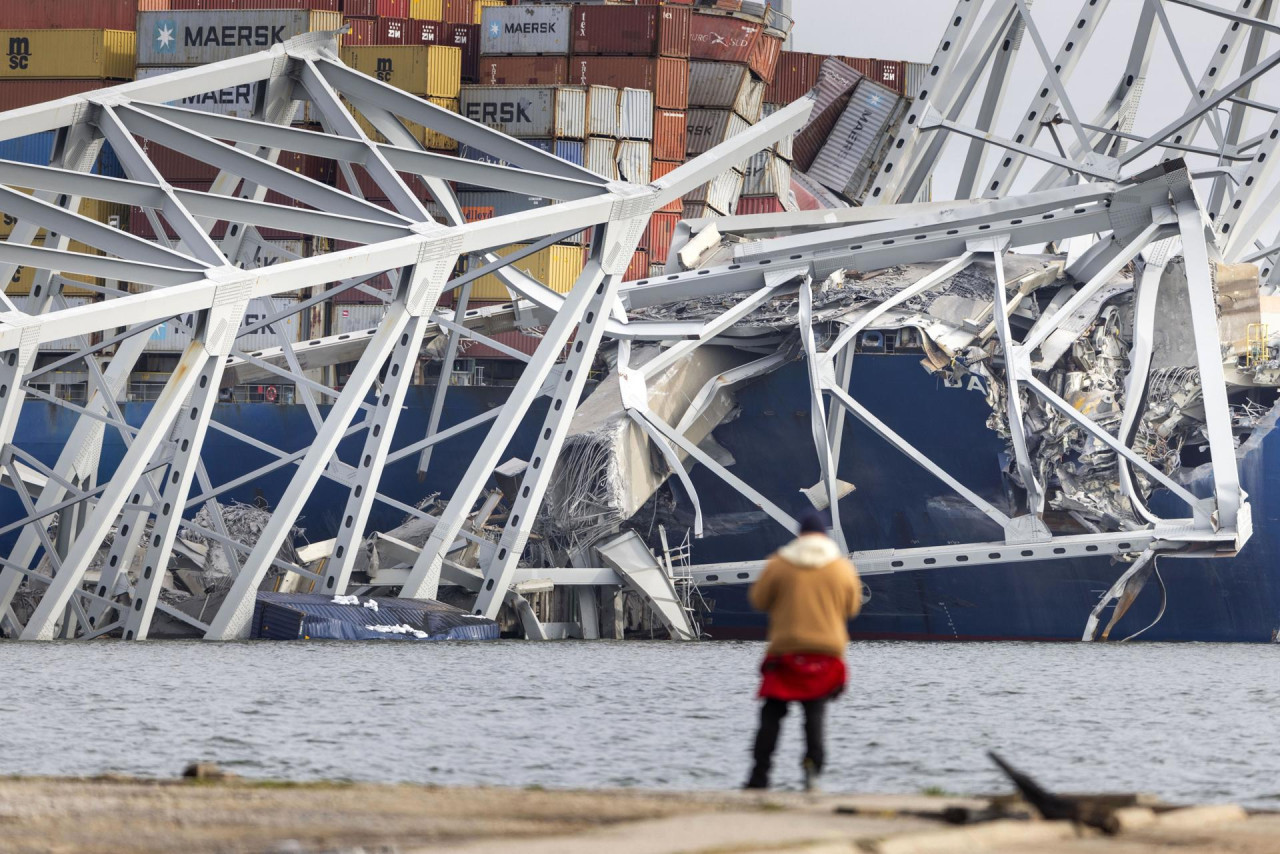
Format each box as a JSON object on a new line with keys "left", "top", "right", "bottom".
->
{"left": 748, "top": 697, "right": 827, "bottom": 786}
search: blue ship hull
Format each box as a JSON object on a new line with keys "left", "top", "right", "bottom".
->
{"left": 6, "top": 355, "right": 1278, "bottom": 642}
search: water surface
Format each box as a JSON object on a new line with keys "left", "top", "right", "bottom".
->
{"left": 2, "top": 641, "right": 1276, "bottom": 804}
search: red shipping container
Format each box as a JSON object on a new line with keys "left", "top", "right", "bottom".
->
{"left": 624, "top": 249, "right": 649, "bottom": 281}
{"left": 0, "top": 0, "right": 138, "bottom": 29}
{"left": 652, "top": 111, "right": 688, "bottom": 161}
{"left": 0, "top": 80, "right": 111, "bottom": 111}
{"left": 734, "top": 195, "right": 785, "bottom": 215}
{"left": 408, "top": 18, "right": 446, "bottom": 44}
{"left": 138, "top": 1, "right": 173, "bottom": 9}
{"left": 480, "top": 55, "right": 567, "bottom": 85}
{"left": 748, "top": 32, "right": 783, "bottom": 84}
{"left": 650, "top": 160, "right": 685, "bottom": 213}
{"left": 689, "top": 13, "right": 762, "bottom": 65}
{"left": 569, "top": 56, "right": 689, "bottom": 110}
{"left": 375, "top": 16, "right": 409, "bottom": 43}
{"left": 640, "top": 211, "right": 680, "bottom": 263}
{"left": 464, "top": 329, "right": 546, "bottom": 360}
{"left": 344, "top": 17, "right": 376, "bottom": 44}
{"left": 445, "top": 22, "right": 480, "bottom": 82}
{"left": 874, "top": 59, "right": 905, "bottom": 95}
{"left": 570, "top": 5, "right": 691, "bottom": 58}
{"left": 343, "top": 0, "right": 408, "bottom": 17}
{"left": 442, "top": 0, "right": 472, "bottom": 24}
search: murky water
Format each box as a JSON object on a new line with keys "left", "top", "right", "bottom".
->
{"left": 1, "top": 641, "right": 1277, "bottom": 805}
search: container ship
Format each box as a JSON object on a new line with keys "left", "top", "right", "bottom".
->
{"left": 0, "top": 0, "right": 1277, "bottom": 643}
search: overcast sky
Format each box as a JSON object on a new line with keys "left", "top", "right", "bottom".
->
{"left": 787, "top": 0, "right": 1278, "bottom": 206}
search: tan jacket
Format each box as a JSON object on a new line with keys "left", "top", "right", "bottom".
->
{"left": 749, "top": 533, "right": 862, "bottom": 658}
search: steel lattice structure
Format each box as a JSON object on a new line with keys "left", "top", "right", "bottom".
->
{"left": 0, "top": 0, "right": 1275, "bottom": 641}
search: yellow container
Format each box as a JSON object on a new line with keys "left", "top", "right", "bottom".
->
{"left": 0, "top": 196, "right": 128, "bottom": 240}
{"left": 411, "top": 97, "right": 460, "bottom": 150}
{"left": 470, "top": 244, "right": 585, "bottom": 300}
{"left": 3, "top": 237, "right": 104, "bottom": 298}
{"left": 0, "top": 30, "right": 136, "bottom": 80}
{"left": 410, "top": 0, "right": 444, "bottom": 20}
{"left": 340, "top": 44, "right": 461, "bottom": 98}
{"left": 474, "top": 0, "right": 506, "bottom": 24}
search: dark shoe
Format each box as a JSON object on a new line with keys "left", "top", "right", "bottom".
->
{"left": 744, "top": 770, "right": 769, "bottom": 790}
{"left": 802, "top": 758, "right": 821, "bottom": 793}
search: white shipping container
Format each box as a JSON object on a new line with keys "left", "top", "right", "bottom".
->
{"left": 683, "top": 169, "right": 744, "bottom": 216}
{"left": 686, "top": 108, "right": 750, "bottom": 157}
{"left": 332, "top": 304, "right": 388, "bottom": 336}
{"left": 618, "top": 87, "right": 653, "bottom": 140}
{"left": 460, "top": 85, "right": 585, "bottom": 139}
{"left": 479, "top": 3, "right": 573, "bottom": 56}
{"left": 235, "top": 238, "right": 308, "bottom": 272}
{"left": 143, "top": 296, "right": 304, "bottom": 353}
{"left": 809, "top": 79, "right": 907, "bottom": 203}
{"left": 586, "top": 85, "right": 619, "bottom": 138}
{"left": 688, "top": 62, "right": 763, "bottom": 120}
{"left": 137, "top": 10, "right": 341, "bottom": 66}
{"left": 616, "top": 140, "right": 651, "bottom": 184}
{"left": 906, "top": 61, "right": 928, "bottom": 101}
{"left": 585, "top": 137, "right": 617, "bottom": 180}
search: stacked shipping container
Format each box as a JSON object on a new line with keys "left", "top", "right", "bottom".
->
{"left": 0, "top": 1, "right": 139, "bottom": 316}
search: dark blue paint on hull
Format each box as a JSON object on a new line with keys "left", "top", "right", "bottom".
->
{"left": 6, "top": 355, "right": 1279, "bottom": 641}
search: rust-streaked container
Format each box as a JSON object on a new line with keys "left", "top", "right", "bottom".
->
{"left": 652, "top": 108, "right": 687, "bottom": 161}
{"left": 689, "top": 12, "right": 761, "bottom": 64}
{"left": 765, "top": 50, "right": 822, "bottom": 105}
{"left": 0, "top": 30, "right": 135, "bottom": 80}
{"left": 444, "top": 22, "right": 479, "bottom": 81}
{"left": 340, "top": 44, "right": 462, "bottom": 97}
{"left": 344, "top": 0, "right": 409, "bottom": 17}
{"left": 468, "top": 243, "right": 585, "bottom": 299}
{"left": 650, "top": 159, "right": 684, "bottom": 213}
{"left": 139, "top": 1, "right": 173, "bottom": 10}
{"left": 0, "top": 1, "right": 139, "bottom": 29}
{"left": 570, "top": 5, "right": 691, "bottom": 58}
{"left": 748, "top": 31, "right": 782, "bottom": 84}
{"left": 640, "top": 211, "right": 679, "bottom": 263}
{"left": 463, "top": 329, "right": 549, "bottom": 360}
{"left": 479, "top": 54, "right": 567, "bottom": 85}
{"left": 569, "top": 55, "right": 688, "bottom": 109}
{"left": 615, "top": 139, "right": 651, "bottom": 183}
{"left": 0, "top": 79, "right": 111, "bottom": 110}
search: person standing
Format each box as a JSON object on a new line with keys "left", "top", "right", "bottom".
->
{"left": 745, "top": 511, "right": 862, "bottom": 791}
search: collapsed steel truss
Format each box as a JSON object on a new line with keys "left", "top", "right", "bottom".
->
{"left": 0, "top": 0, "right": 1274, "bottom": 640}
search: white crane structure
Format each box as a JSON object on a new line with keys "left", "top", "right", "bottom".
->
{"left": 0, "top": 0, "right": 1276, "bottom": 641}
